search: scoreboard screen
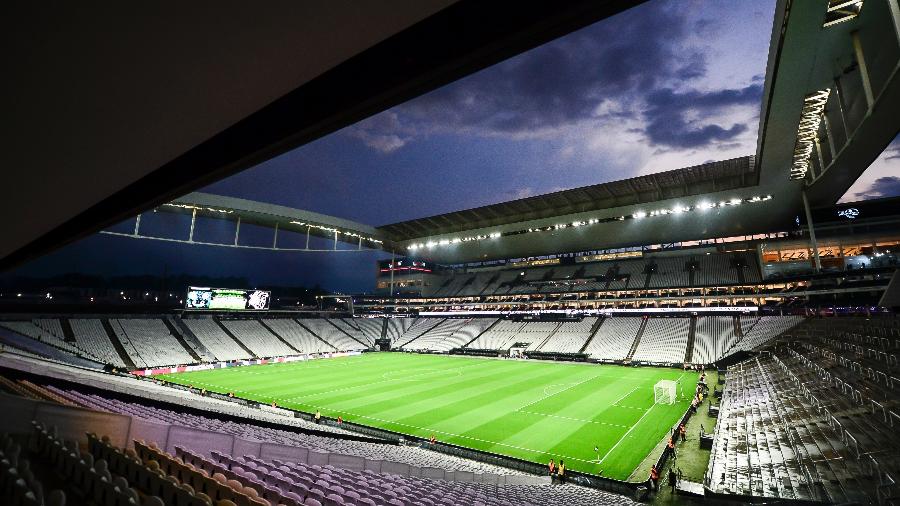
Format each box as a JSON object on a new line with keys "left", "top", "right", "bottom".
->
{"left": 185, "top": 287, "right": 271, "bottom": 311}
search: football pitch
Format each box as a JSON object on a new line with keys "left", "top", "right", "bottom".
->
{"left": 157, "top": 353, "right": 696, "bottom": 480}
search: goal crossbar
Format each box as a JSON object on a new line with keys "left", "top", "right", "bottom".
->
{"left": 654, "top": 379, "right": 677, "bottom": 405}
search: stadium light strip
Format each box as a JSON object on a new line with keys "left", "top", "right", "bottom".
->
{"left": 164, "top": 203, "right": 234, "bottom": 214}
{"left": 823, "top": 0, "right": 864, "bottom": 27}
{"left": 790, "top": 89, "right": 830, "bottom": 180}
{"left": 288, "top": 221, "right": 383, "bottom": 244}
{"left": 407, "top": 195, "right": 772, "bottom": 251}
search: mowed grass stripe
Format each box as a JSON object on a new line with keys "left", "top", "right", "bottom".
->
{"left": 158, "top": 353, "right": 696, "bottom": 480}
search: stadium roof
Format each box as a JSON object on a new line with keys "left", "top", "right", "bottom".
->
{"left": 159, "top": 192, "right": 387, "bottom": 248}
{"left": 379, "top": 157, "right": 756, "bottom": 242}
{"left": 3, "top": 0, "right": 897, "bottom": 269}
{"left": 0, "top": 0, "right": 643, "bottom": 271}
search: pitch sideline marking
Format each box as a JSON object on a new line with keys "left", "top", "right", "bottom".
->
{"left": 281, "top": 361, "right": 485, "bottom": 402}
{"left": 280, "top": 401, "right": 601, "bottom": 467}
{"left": 515, "top": 410, "right": 630, "bottom": 429}
{"left": 597, "top": 372, "right": 689, "bottom": 465}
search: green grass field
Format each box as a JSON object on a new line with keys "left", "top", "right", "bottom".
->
{"left": 157, "top": 353, "right": 695, "bottom": 480}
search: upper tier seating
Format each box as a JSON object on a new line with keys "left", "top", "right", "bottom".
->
{"left": 584, "top": 318, "right": 641, "bottom": 360}
{"left": 111, "top": 318, "right": 194, "bottom": 367}
{"left": 631, "top": 318, "right": 689, "bottom": 363}
{"left": 538, "top": 317, "right": 597, "bottom": 353}
{"left": 220, "top": 319, "right": 298, "bottom": 357}
{"left": 421, "top": 250, "right": 764, "bottom": 297}
{"left": 183, "top": 318, "right": 253, "bottom": 361}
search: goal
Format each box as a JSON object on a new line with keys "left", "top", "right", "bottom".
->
{"left": 654, "top": 380, "right": 677, "bottom": 405}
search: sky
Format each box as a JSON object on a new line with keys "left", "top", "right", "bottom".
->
{"left": 7, "top": 0, "right": 898, "bottom": 293}
{"left": 204, "top": 0, "right": 776, "bottom": 225}
{"left": 838, "top": 133, "right": 900, "bottom": 203}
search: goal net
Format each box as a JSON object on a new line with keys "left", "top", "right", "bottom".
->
{"left": 654, "top": 380, "right": 677, "bottom": 405}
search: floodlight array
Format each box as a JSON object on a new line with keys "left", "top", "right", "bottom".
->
{"left": 164, "top": 203, "right": 233, "bottom": 214}
{"left": 823, "top": 0, "right": 864, "bottom": 27}
{"left": 407, "top": 194, "right": 772, "bottom": 251}
{"left": 790, "top": 89, "right": 830, "bottom": 180}
{"left": 289, "top": 221, "right": 383, "bottom": 244}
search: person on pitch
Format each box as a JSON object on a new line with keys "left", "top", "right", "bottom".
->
{"left": 548, "top": 459, "right": 556, "bottom": 481}
{"left": 557, "top": 460, "right": 566, "bottom": 484}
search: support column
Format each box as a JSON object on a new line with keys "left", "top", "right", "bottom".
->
{"left": 890, "top": 0, "right": 900, "bottom": 51}
{"left": 851, "top": 31, "right": 874, "bottom": 109}
{"left": 234, "top": 216, "right": 241, "bottom": 246}
{"left": 272, "top": 222, "right": 279, "bottom": 249}
{"left": 133, "top": 214, "right": 142, "bottom": 236}
{"left": 389, "top": 250, "right": 396, "bottom": 297}
{"left": 358, "top": 236, "right": 362, "bottom": 250}
{"left": 802, "top": 190, "right": 822, "bottom": 273}
{"left": 823, "top": 115, "right": 838, "bottom": 160}
{"left": 333, "top": 230, "right": 338, "bottom": 250}
{"left": 305, "top": 226, "right": 311, "bottom": 250}
{"left": 188, "top": 209, "right": 197, "bottom": 242}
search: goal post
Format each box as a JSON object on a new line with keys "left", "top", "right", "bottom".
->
{"left": 654, "top": 380, "right": 677, "bottom": 405}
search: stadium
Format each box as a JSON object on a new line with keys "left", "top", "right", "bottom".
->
{"left": 2, "top": 1, "right": 899, "bottom": 505}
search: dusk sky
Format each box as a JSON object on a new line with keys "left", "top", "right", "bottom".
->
{"left": 6, "top": 0, "right": 898, "bottom": 292}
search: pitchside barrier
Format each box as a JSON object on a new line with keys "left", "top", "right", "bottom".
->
{"left": 130, "top": 351, "right": 363, "bottom": 376}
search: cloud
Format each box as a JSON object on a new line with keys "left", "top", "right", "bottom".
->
{"left": 343, "top": 1, "right": 717, "bottom": 144}
{"left": 642, "top": 84, "right": 763, "bottom": 148}
{"left": 853, "top": 176, "right": 900, "bottom": 200}
{"left": 344, "top": 112, "right": 410, "bottom": 153}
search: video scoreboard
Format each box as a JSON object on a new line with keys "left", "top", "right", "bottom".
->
{"left": 185, "top": 287, "right": 271, "bottom": 311}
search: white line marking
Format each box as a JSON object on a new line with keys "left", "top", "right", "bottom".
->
{"left": 291, "top": 402, "right": 600, "bottom": 466}
{"left": 516, "top": 410, "right": 630, "bottom": 429}
{"left": 516, "top": 374, "right": 600, "bottom": 411}
{"left": 599, "top": 401, "right": 658, "bottom": 464}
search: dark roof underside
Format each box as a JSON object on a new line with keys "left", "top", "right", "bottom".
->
{"left": 378, "top": 156, "right": 756, "bottom": 241}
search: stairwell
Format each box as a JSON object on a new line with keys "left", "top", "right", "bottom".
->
{"left": 684, "top": 316, "right": 697, "bottom": 363}
{"left": 59, "top": 319, "right": 75, "bottom": 342}
{"left": 257, "top": 319, "right": 301, "bottom": 354}
{"left": 625, "top": 318, "right": 648, "bottom": 361}
{"left": 578, "top": 317, "right": 606, "bottom": 354}
{"left": 294, "top": 319, "right": 338, "bottom": 351}
{"left": 478, "top": 274, "right": 499, "bottom": 295}
{"left": 326, "top": 319, "right": 369, "bottom": 348}
{"left": 100, "top": 319, "right": 137, "bottom": 369}
{"left": 462, "top": 318, "right": 501, "bottom": 348}
{"left": 161, "top": 317, "right": 203, "bottom": 362}
{"left": 733, "top": 315, "right": 743, "bottom": 340}
{"left": 213, "top": 318, "right": 259, "bottom": 358}
{"left": 380, "top": 318, "right": 388, "bottom": 339}
{"left": 171, "top": 317, "right": 214, "bottom": 360}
